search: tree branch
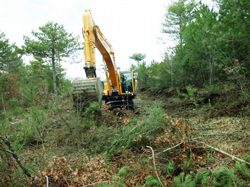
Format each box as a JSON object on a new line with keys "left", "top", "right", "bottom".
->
{"left": 0, "top": 135, "right": 33, "bottom": 178}
{"left": 0, "top": 148, "right": 14, "bottom": 154}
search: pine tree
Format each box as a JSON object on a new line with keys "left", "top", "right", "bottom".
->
{"left": 0, "top": 32, "right": 23, "bottom": 112}
{"left": 23, "top": 22, "right": 82, "bottom": 104}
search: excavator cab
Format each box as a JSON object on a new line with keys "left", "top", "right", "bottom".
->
{"left": 120, "top": 72, "right": 133, "bottom": 94}
{"left": 120, "top": 71, "right": 138, "bottom": 95}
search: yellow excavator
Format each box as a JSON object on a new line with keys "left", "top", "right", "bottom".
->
{"left": 72, "top": 10, "right": 138, "bottom": 111}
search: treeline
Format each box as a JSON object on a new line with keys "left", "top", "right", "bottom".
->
{"left": 131, "top": 0, "right": 250, "bottom": 98}
{"left": 0, "top": 22, "right": 81, "bottom": 113}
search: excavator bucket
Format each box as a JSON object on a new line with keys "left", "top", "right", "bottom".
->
{"left": 72, "top": 78, "right": 103, "bottom": 112}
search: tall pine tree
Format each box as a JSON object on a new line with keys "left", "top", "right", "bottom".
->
{"left": 24, "top": 22, "right": 82, "bottom": 103}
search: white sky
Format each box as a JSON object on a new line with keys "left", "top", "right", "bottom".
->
{"left": 0, "top": 0, "right": 213, "bottom": 80}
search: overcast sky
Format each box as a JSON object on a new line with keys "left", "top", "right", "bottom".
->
{"left": 0, "top": 0, "right": 213, "bottom": 80}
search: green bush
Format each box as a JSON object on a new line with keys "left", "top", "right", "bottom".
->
{"left": 213, "top": 167, "right": 234, "bottom": 187}
{"left": 146, "top": 175, "right": 162, "bottom": 187}
{"left": 165, "top": 161, "right": 174, "bottom": 175}
{"left": 11, "top": 107, "right": 50, "bottom": 148}
{"left": 235, "top": 156, "right": 250, "bottom": 180}
{"left": 82, "top": 102, "right": 100, "bottom": 117}
{"left": 172, "top": 171, "right": 210, "bottom": 187}
{"left": 212, "top": 166, "right": 248, "bottom": 187}
{"left": 172, "top": 172, "right": 194, "bottom": 187}
{"left": 186, "top": 85, "right": 197, "bottom": 98}
{"left": 118, "top": 166, "right": 131, "bottom": 176}
{"left": 8, "top": 98, "right": 20, "bottom": 108}
{"left": 97, "top": 182, "right": 112, "bottom": 187}
{"left": 183, "top": 158, "right": 194, "bottom": 172}
{"left": 192, "top": 170, "right": 210, "bottom": 186}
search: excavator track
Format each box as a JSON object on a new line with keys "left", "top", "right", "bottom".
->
{"left": 72, "top": 78, "right": 103, "bottom": 112}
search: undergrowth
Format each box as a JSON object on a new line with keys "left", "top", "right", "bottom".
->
{"left": 1, "top": 92, "right": 250, "bottom": 186}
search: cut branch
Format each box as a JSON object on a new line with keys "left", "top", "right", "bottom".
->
{"left": 204, "top": 143, "right": 250, "bottom": 166}
{"left": 156, "top": 142, "right": 184, "bottom": 156}
{"left": 147, "top": 146, "right": 164, "bottom": 187}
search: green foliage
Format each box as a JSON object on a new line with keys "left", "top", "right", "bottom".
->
{"left": 97, "top": 182, "right": 111, "bottom": 187}
{"left": 177, "top": 88, "right": 186, "bottom": 99}
{"left": 192, "top": 170, "right": 210, "bottom": 186}
{"left": 129, "top": 53, "right": 146, "bottom": 64}
{"left": 177, "top": 85, "right": 197, "bottom": 101}
{"left": 212, "top": 166, "right": 248, "bottom": 187}
{"left": 24, "top": 22, "right": 81, "bottom": 60}
{"left": 172, "top": 171, "right": 210, "bottom": 187}
{"left": 235, "top": 156, "right": 250, "bottom": 180}
{"left": 8, "top": 98, "right": 20, "bottom": 108}
{"left": 147, "top": 59, "right": 172, "bottom": 90}
{"left": 186, "top": 85, "right": 197, "bottom": 98}
{"left": 0, "top": 106, "right": 51, "bottom": 152}
{"left": 132, "top": 60, "right": 148, "bottom": 88}
{"left": 23, "top": 21, "right": 82, "bottom": 103}
{"left": 130, "top": 0, "right": 250, "bottom": 92}
{"left": 82, "top": 102, "right": 100, "bottom": 117}
{"left": 129, "top": 0, "right": 246, "bottom": 92}
{"left": 213, "top": 167, "right": 234, "bottom": 187}
{"left": 8, "top": 168, "right": 30, "bottom": 187}
{"left": 0, "top": 32, "right": 24, "bottom": 113}
{"left": 130, "top": 57, "right": 174, "bottom": 89}
{"left": 145, "top": 175, "right": 161, "bottom": 187}
{"left": 59, "top": 78, "right": 72, "bottom": 94}
{"left": 118, "top": 166, "right": 131, "bottom": 176}
{"left": 126, "top": 134, "right": 150, "bottom": 150}
{"left": 107, "top": 124, "right": 138, "bottom": 156}
{"left": 162, "top": 0, "right": 197, "bottom": 43}
{"left": 29, "top": 57, "right": 51, "bottom": 81}
{"left": 165, "top": 161, "right": 174, "bottom": 175}
{"left": 172, "top": 172, "right": 194, "bottom": 187}
{"left": 21, "top": 108, "right": 49, "bottom": 146}
{"left": 0, "top": 73, "right": 8, "bottom": 96}
{"left": 0, "top": 32, "right": 23, "bottom": 74}
{"left": 107, "top": 102, "right": 169, "bottom": 157}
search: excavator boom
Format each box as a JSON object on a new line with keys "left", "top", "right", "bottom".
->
{"left": 93, "top": 26, "right": 118, "bottom": 87}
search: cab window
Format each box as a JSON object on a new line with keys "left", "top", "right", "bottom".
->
{"left": 120, "top": 72, "right": 133, "bottom": 93}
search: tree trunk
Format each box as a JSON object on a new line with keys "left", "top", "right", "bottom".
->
{"left": 59, "top": 69, "right": 61, "bottom": 90}
{"left": 52, "top": 48, "right": 58, "bottom": 104}
{"left": 208, "top": 36, "right": 214, "bottom": 89}
{"left": 199, "top": 61, "right": 204, "bottom": 85}
{"left": 209, "top": 54, "right": 214, "bottom": 87}
{"left": 1, "top": 92, "right": 6, "bottom": 113}
{"left": 171, "top": 60, "right": 173, "bottom": 88}
{"left": 58, "top": 58, "right": 61, "bottom": 90}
